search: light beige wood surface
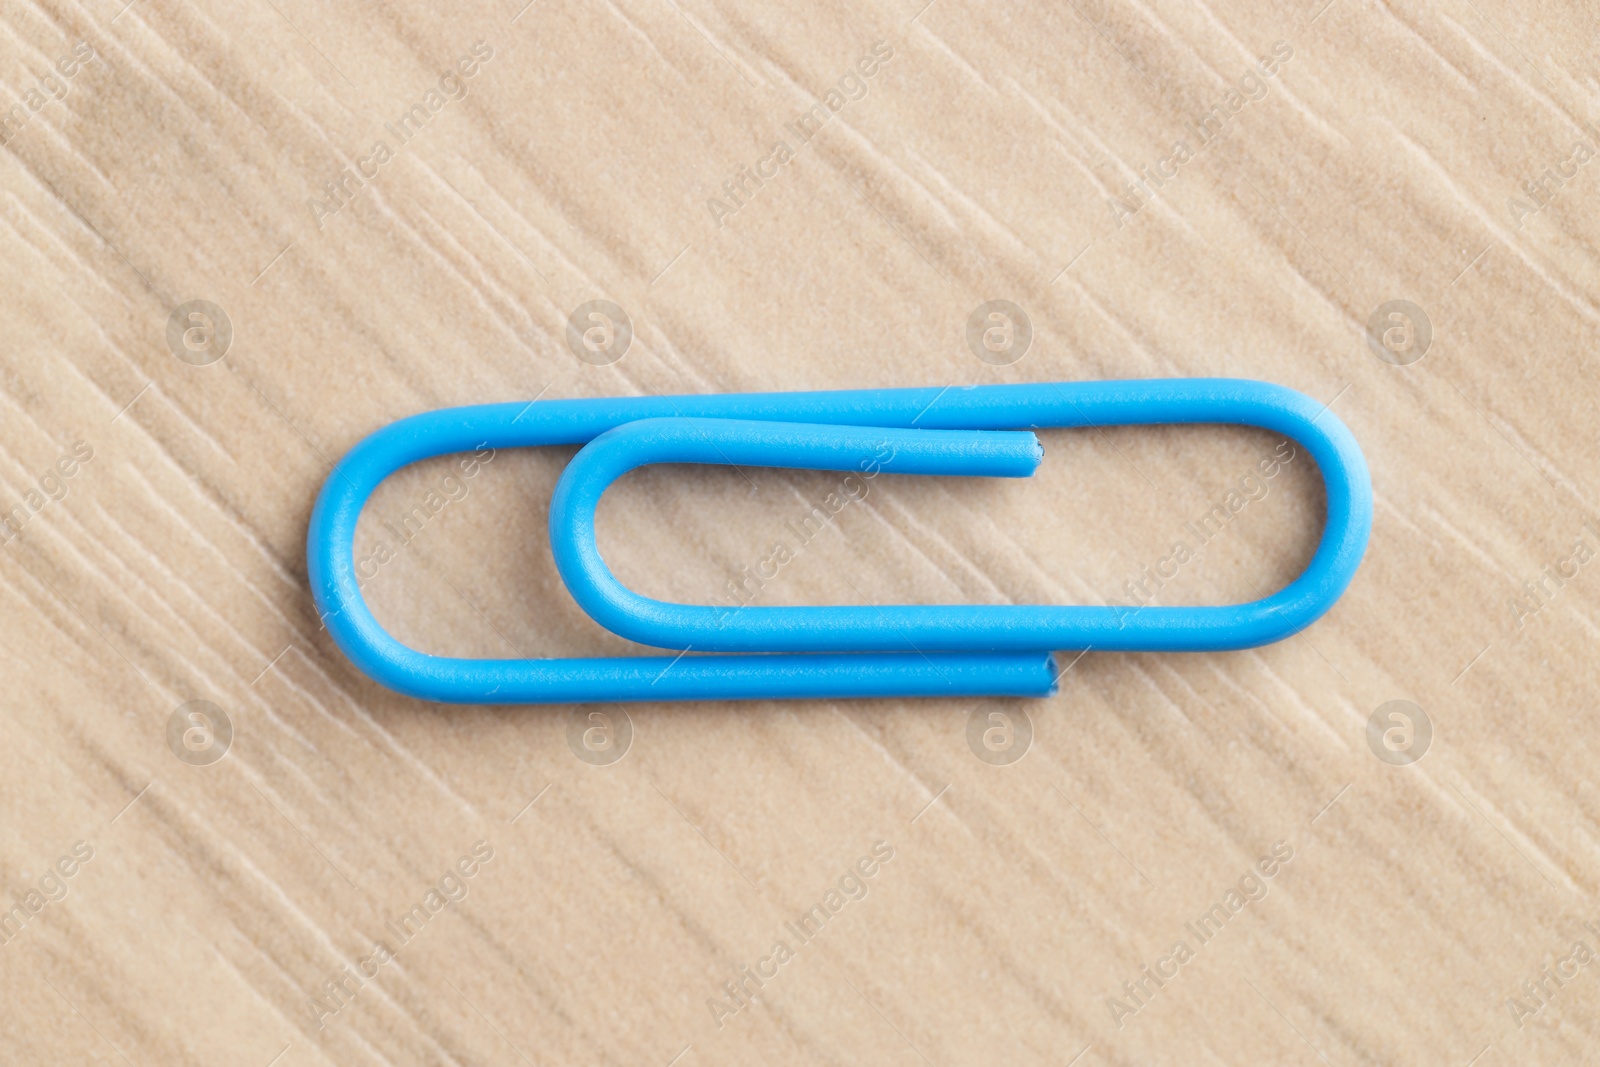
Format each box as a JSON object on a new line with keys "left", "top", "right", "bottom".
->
{"left": 3, "top": 0, "right": 1599, "bottom": 1063}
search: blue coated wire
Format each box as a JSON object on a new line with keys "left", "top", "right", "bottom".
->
{"left": 307, "top": 378, "right": 1370, "bottom": 703}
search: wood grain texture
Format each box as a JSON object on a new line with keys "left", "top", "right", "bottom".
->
{"left": 2, "top": 0, "right": 1597, "bottom": 1063}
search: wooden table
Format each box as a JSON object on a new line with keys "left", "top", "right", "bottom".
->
{"left": 2, "top": 0, "right": 1595, "bottom": 1062}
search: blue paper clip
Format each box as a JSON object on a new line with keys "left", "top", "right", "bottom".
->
{"left": 307, "top": 379, "right": 1370, "bottom": 704}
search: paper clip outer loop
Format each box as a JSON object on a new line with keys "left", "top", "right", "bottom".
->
{"left": 547, "top": 379, "right": 1372, "bottom": 653}
{"left": 306, "top": 398, "right": 1059, "bottom": 704}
